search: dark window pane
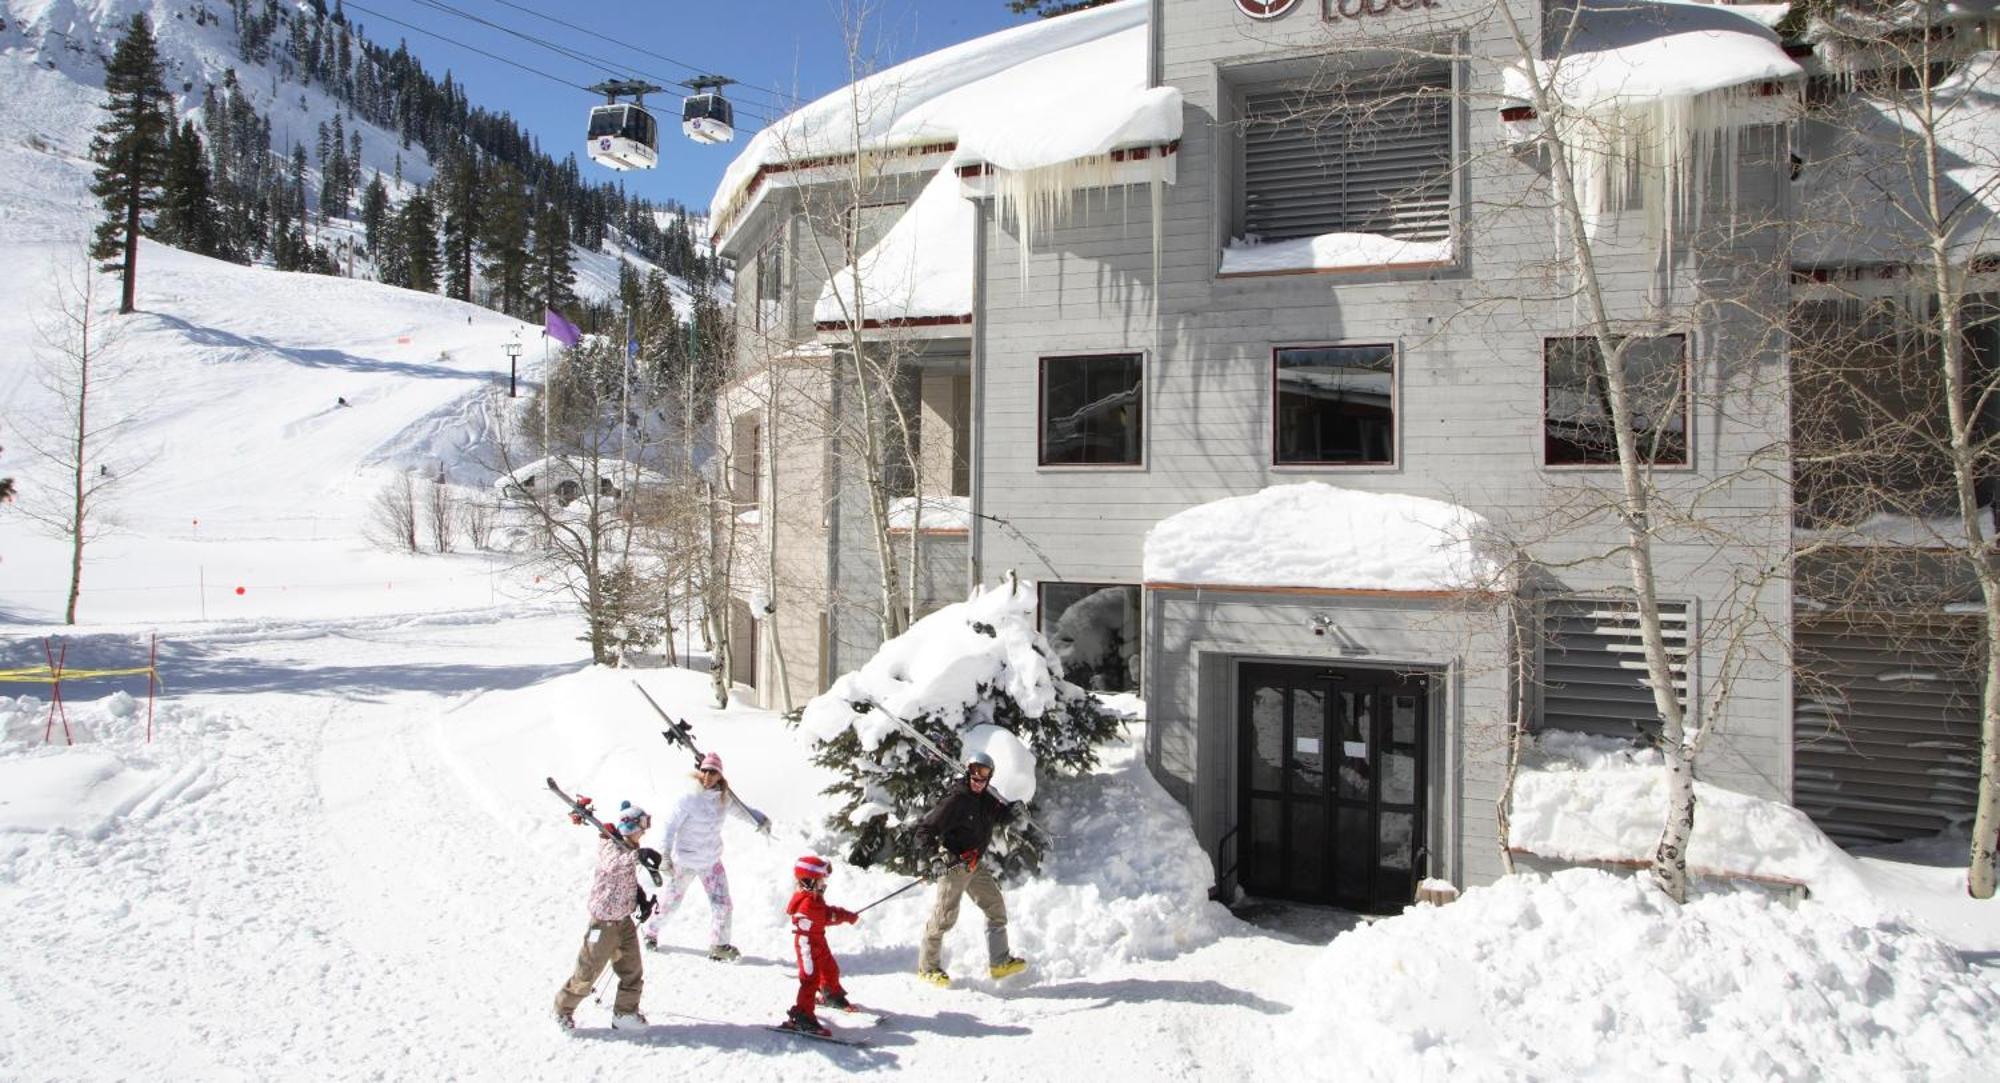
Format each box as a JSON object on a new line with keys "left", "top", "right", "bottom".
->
{"left": 1336, "top": 806, "right": 1371, "bottom": 886}
{"left": 1041, "top": 354, "right": 1142, "bottom": 465}
{"left": 1379, "top": 811, "right": 1414, "bottom": 872}
{"left": 1544, "top": 335, "right": 1688, "bottom": 466}
{"left": 1248, "top": 686, "right": 1284, "bottom": 792}
{"left": 1275, "top": 345, "right": 1396, "bottom": 464}
{"left": 1248, "top": 797, "right": 1284, "bottom": 891}
{"left": 1383, "top": 751, "right": 1416, "bottom": 806}
{"left": 1392, "top": 694, "right": 1418, "bottom": 746}
{"left": 1290, "top": 686, "right": 1325, "bottom": 793}
{"left": 1288, "top": 802, "right": 1326, "bottom": 897}
{"left": 588, "top": 106, "right": 624, "bottom": 138}
{"left": 1335, "top": 690, "right": 1371, "bottom": 799}
{"left": 1039, "top": 583, "right": 1140, "bottom": 693}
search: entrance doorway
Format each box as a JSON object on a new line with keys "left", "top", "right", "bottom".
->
{"left": 1237, "top": 661, "right": 1428, "bottom": 912}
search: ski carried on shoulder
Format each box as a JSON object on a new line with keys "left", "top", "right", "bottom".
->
{"left": 630, "top": 681, "right": 769, "bottom": 832}
{"left": 546, "top": 776, "right": 662, "bottom": 886}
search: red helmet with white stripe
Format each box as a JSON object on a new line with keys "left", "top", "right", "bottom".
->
{"left": 794, "top": 854, "right": 832, "bottom": 882}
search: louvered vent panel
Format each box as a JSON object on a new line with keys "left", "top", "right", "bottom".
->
{"left": 1793, "top": 613, "right": 1982, "bottom": 845}
{"left": 1540, "top": 597, "right": 1692, "bottom": 737}
{"left": 1242, "top": 65, "right": 1454, "bottom": 244}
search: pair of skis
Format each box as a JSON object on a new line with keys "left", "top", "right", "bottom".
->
{"left": 545, "top": 776, "right": 663, "bottom": 887}
{"left": 632, "top": 681, "right": 769, "bottom": 833}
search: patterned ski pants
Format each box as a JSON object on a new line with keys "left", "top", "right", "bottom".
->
{"left": 642, "top": 860, "right": 733, "bottom": 946}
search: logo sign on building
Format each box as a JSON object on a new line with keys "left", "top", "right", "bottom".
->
{"left": 1234, "top": 0, "right": 1301, "bottom": 18}
{"left": 1324, "top": 0, "right": 1438, "bottom": 21}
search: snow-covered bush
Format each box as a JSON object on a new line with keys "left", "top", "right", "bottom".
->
{"left": 797, "top": 576, "right": 1122, "bottom": 880}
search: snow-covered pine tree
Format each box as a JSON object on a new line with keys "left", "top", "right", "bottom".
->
{"left": 798, "top": 577, "right": 1121, "bottom": 880}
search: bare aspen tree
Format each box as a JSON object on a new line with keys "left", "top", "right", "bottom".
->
{"left": 499, "top": 340, "right": 663, "bottom": 666}
{"left": 368, "top": 473, "right": 419, "bottom": 553}
{"left": 1791, "top": 5, "right": 2000, "bottom": 896}
{"left": 423, "top": 468, "right": 456, "bottom": 553}
{"left": 15, "top": 253, "right": 149, "bottom": 624}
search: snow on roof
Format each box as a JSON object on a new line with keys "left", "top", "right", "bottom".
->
{"left": 710, "top": 0, "right": 1177, "bottom": 241}
{"left": 813, "top": 165, "right": 976, "bottom": 326}
{"left": 1523, "top": 0, "right": 1802, "bottom": 111}
{"left": 1797, "top": 51, "right": 2000, "bottom": 265}
{"left": 1142, "top": 483, "right": 1497, "bottom": 593}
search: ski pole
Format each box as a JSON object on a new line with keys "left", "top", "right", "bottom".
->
{"left": 852, "top": 875, "right": 933, "bottom": 916}
{"left": 852, "top": 859, "right": 960, "bottom": 919}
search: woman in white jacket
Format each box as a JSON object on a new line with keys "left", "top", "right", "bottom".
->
{"left": 642, "top": 752, "right": 768, "bottom": 960}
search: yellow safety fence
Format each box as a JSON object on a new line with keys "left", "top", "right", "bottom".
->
{"left": 0, "top": 665, "right": 158, "bottom": 682}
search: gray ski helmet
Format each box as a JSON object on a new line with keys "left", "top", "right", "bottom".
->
{"left": 965, "top": 752, "right": 995, "bottom": 774}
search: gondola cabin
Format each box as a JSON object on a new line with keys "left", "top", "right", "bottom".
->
{"left": 587, "top": 102, "right": 659, "bottom": 171}
{"left": 682, "top": 84, "right": 735, "bottom": 144}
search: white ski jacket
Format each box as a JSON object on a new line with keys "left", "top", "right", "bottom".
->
{"left": 659, "top": 783, "right": 762, "bottom": 869}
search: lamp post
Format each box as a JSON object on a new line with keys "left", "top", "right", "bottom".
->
{"left": 504, "top": 335, "right": 523, "bottom": 398}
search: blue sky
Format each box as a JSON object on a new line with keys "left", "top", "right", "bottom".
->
{"left": 338, "top": 1, "right": 1037, "bottom": 211}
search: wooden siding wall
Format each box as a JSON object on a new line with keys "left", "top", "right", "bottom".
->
{"left": 967, "top": 0, "right": 1798, "bottom": 889}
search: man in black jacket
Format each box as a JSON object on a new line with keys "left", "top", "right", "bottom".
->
{"left": 912, "top": 752, "right": 1029, "bottom": 986}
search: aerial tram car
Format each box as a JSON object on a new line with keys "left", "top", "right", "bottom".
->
{"left": 681, "top": 76, "right": 736, "bottom": 145}
{"left": 585, "top": 76, "right": 737, "bottom": 171}
{"left": 586, "top": 80, "right": 664, "bottom": 171}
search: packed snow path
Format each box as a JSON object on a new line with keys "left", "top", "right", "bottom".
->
{"left": 0, "top": 611, "right": 1299, "bottom": 1079}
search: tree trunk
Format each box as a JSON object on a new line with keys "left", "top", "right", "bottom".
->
{"left": 120, "top": 169, "right": 140, "bottom": 314}
{"left": 64, "top": 303, "right": 91, "bottom": 625}
{"left": 1497, "top": 0, "right": 1697, "bottom": 902}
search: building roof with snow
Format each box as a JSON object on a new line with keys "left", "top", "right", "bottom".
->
{"left": 1142, "top": 483, "right": 1499, "bottom": 594}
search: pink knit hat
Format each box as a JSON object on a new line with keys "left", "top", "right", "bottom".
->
{"left": 699, "top": 752, "right": 724, "bottom": 773}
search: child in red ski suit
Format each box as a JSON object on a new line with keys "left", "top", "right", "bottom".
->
{"left": 784, "top": 854, "right": 858, "bottom": 1035}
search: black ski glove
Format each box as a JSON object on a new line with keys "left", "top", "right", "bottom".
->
{"left": 637, "top": 847, "right": 663, "bottom": 872}
{"left": 636, "top": 886, "right": 657, "bottom": 923}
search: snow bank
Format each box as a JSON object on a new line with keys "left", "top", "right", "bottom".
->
{"left": 1220, "top": 233, "right": 1454, "bottom": 275}
{"left": 814, "top": 166, "right": 975, "bottom": 326}
{"left": 1000, "top": 729, "right": 1231, "bottom": 976}
{"left": 1508, "top": 732, "right": 1875, "bottom": 905}
{"left": 0, "top": 693, "right": 217, "bottom": 838}
{"left": 1143, "top": 483, "right": 1497, "bottom": 592}
{"left": 801, "top": 580, "right": 1067, "bottom": 749}
{"left": 1292, "top": 868, "right": 2000, "bottom": 1080}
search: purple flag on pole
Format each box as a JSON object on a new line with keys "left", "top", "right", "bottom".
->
{"left": 544, "top": 308, "right": 582, "bottom": 348}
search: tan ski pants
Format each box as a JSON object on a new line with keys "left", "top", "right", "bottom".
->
{"left": 918, "top": 862, "right": 1009, "bottom": 972}
{"left": 553, "top": 917, "right": 644, "bottom": 1016}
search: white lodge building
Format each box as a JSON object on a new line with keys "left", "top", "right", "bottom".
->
{"left": 709, "top": 0, "right": 2000, "bottom": 911}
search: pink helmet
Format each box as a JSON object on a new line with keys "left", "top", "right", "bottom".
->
{"left": 700, "top": 752, "right": 724, "bottom": 773}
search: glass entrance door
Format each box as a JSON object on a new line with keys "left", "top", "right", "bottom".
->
{"left": 1238, "top": 662, "right": 1427, "bottom": 912}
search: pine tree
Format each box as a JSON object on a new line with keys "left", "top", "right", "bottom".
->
{"left": 399, "top": 190, "right": 439, "bottom": 293}
{"left": 158, "top": 121, "right": 222, "bottom": 258}
{"left": 360, "top": 171, "right": 389, "bottom": 254}
{"left": 531, "top": 202, "right": 576, "bottom": 316}
{"left": 437, "top": 149, "right": 481, "bottom": 301}
{"left": 478, "top": 169, "right": 531, "bottom": 316}
{"left": 89, "top": 13, "right": 175, "bottom": 314}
